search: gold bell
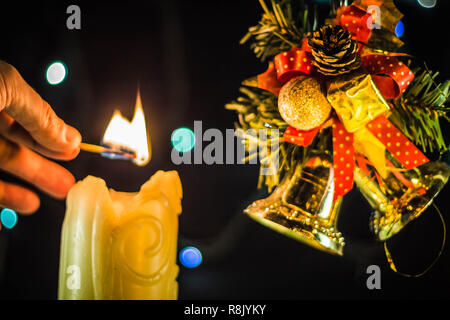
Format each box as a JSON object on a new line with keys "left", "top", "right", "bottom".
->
{"left": 245, "top": 150, "right": 345, "bottom": 256}
{"left": 354, "top": 156, "right": 450, "bottom": 241}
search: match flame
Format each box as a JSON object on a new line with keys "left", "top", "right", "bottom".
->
{"left": 102, "top": 90, "right": 151, "bottom": 166}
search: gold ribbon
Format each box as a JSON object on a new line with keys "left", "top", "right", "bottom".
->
{"left": 326, "top": 71, "right": 390, "bottom": 133}
{"left": 353, "top": 128, "right": 387, "bottom": 178}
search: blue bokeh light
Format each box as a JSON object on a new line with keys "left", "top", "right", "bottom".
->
{"left": 171, "top": 127, "right": 196, "bottom": 153}
{"left": 395, "top": 20, "right": 405, "bottom": 38}
{"left": 179, "top": 246, "right": 202, "bottom": 268}
{"left": 1, "top": 208, "right": 18, "bottom": 229}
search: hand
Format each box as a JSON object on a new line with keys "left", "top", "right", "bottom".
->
{"left": 0, "top": 61, "right": 81, "bottom": 221}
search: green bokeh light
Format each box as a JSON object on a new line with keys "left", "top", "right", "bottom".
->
{"left": 171, "top": 127, "right": 196, "bottom": 153}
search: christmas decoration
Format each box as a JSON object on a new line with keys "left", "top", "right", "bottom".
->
{"left": 278, "top": 76, "right": 331, "bottom": 130}
{"left": 245, "top": 143, "right": 345, "bottom": 255}
{"left": 226, "top": 0, "right": 450, "bottom": 274}
{"left": 354, "top": 159, "right": 449, "bottom": 241}
{"left": 309, "top": 25, "right": 361, "bottom": 76}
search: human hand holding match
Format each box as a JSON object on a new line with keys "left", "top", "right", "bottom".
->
{"left": 0, "top": 60, "right": 81, "bottom": 217}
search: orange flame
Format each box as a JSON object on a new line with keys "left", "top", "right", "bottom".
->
{"left": 102, "top": 90, "right": 151, "bottom": 166}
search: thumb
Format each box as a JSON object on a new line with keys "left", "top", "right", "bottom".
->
{"left": 0, "top": 61, "right": 81, "bottom": 153}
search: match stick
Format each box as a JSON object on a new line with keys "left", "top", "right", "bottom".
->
{"left": 80, "top": 142, "right": 108, "bottom": 153}
{"left": 80, "top": 142, "right": 136, "bottom": 159}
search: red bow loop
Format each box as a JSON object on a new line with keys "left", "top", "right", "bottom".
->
{"left": 338, "top": 5, "right": 372, "bottom": 43}
{"left": 257, "top": 62, "right": 283, "bottom": 96}
{"left": 274, "top": 47, "right": 312, "bottom": 84}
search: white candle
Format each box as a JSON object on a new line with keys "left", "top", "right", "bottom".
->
{"left": 58, "top": 170, "right": 182, "bottom": 300}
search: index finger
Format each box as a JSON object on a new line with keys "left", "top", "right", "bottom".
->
{"left": 0, "top": 61, "right": 81, "bottom": 153}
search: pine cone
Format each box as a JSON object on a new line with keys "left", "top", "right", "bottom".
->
{"left": 308, "top": 25, "right": 361, "bottom": 76}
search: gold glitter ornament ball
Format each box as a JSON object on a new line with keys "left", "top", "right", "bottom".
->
{"left": 278, "top": 76, "right": 331, "bottom": 131}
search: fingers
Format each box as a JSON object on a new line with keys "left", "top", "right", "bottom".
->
{"left": 0, "top": 61, "right": 81, "bottom": 154}
{"left": 0, "top": 112, "right": 79, "bottom": 161}
{"left": 0, "top": 180, "right": 40, "bottom": 215}
{"left": 0, "top": 61, "right": 78, "bottom": 218}
{"left": 0, "top": 136, "right": 76, "bottom": 202}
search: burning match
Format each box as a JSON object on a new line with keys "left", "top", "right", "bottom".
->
{"left": 80, "top": 142, "right": 136, "bottom": 160}
{"left": 79, "top": 90, "right": 151, "bottom": 166}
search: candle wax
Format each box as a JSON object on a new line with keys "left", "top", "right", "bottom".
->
{"left": 58, "top": 171, "right": 182, "bottom": 300}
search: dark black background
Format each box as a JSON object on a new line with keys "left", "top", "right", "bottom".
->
{"left": 0, "top": 0, "right": 449, "bottom": 300}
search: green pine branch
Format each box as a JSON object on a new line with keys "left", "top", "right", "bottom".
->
{"left": 390, "top": 68, "right": 450, "bottom": 153}
{"left": 225, "top": 86, "right": 287, "bottom": 130}
{"left": 226, "top": 86, "right": 290, "bottom": 191}
{"left": 240, "top": 0, "right": 318, "bottom": 61}
{"left": 225, "top": 86, "right": 329, "bottom": 192}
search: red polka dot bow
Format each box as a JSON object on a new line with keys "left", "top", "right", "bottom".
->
{"left": 362, "top": 54, "right": 414, "bottom": 99}
{"left": 256, "top": 43, "right": 414, "bottom": 101}
{"left": 256, "top": 38, "right": 313, "bottom": 95}
{"left": 273, "top": 40, "right": 313, "bottom": 84}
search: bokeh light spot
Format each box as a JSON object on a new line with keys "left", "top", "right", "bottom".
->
{"left": 171, "top": 127, "right": 196, "bottom": 153}
{"left": 417, "top": 0, "right": 436, "bottom": 8}
{"left": 1, "top": 208, "right": 18, "bottom": 229}
{"left": 179, "top": 246, "right": 202, "bottom": 268}
{"left": 46, "top": 61, "right": 67, "bottom": 85}
{"left": 395, "top": 20, "right": 404, "bottom": 38}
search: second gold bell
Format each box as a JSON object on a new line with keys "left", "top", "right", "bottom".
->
{"left": 355, "top": 155, "right": 450, "bottom": 241}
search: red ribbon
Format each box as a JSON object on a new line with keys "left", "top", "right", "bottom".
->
{"left": 283, "top": 116, "right": 429, "bottom": 201}
{"left": 366, "top": 116, "right": 429, "bottom": 169}
{"left": 337, "top": 4, "right": 414, "bottom": 99}
{"left": 257, "top": 41, "right": 312, "bottom": 95}
{"left": 338, "top": 5, "right": 372, "bottom": 44}
{"left": 283, "top": 126, "right": 320, "bottom": 146}
{"left": 257, "top": 62, "right": 283, "bottom": 96}
{"left": 361, "top": 54, "right": 414, "bottom": 99}
{"left": 281, "top": 121, "right": 356, "bottom": 201}
{"left": 258, "top": 48, "right": 413, "bottom": 101}
{"left": 273, "top": 40, "right": 313, "bottom": 84}
{"left": 332, "top": 118, "right": 355, "bottom": 201}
